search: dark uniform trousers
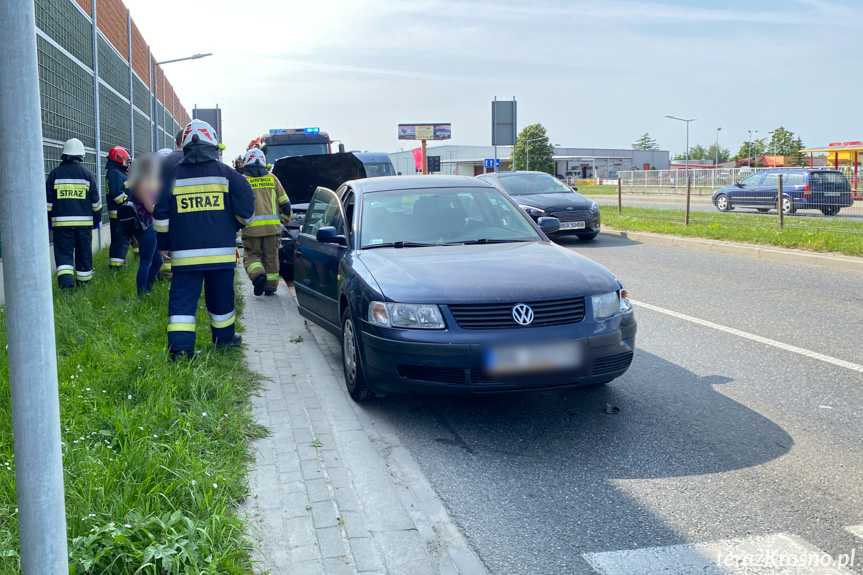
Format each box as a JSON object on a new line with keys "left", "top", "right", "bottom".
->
{"left": 53, "top": 228, "right": 93, "bottom": 288}
{"left": 167, "top": 269, "right": 236, "bottom": 352}
{"left": 243, "top": 234, "right": 280, "bottom": 292}
{"left": 109, "top": 218, "right": 130, "bottom": 267}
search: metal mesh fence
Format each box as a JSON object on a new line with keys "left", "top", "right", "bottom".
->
{"left": 99, "top": 84, "right": 132, "bottom": 153}
{"left": 37, "top": 36, "right": 96, "bottom": 149}
{"left": 133, "top": 110, "right": 152, "bottom": 158}
{"left": 96, "top": 36, "right": 129, "bottom": 97}
{"left": 132, "top": 76, "right": 150, "bottom": 113}
{"left": 35, "top": 0, "right": 93, "bottom": 69}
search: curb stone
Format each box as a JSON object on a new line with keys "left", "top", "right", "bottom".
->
{"left": 598, "top": 228, "right": 863, "bottom": 273}
{"left": 240, "top": 278, "right": 488, "bottom": 575}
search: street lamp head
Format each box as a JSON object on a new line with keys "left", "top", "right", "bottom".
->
{"left": 192, "top": 53, "right": 213, "bottom": 60}
{"left": 717, "top": 127, "right": 722, "bottom": 132}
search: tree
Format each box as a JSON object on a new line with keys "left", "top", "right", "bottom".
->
{"left": 735, "top": 138, "right": 767, "bottom": 161}
{"left": 672, "top": 143, "right": 727, "bottom": 162}
{"left": 706, "top": 143, "right": 731, "bottom": 164}
{"left": 767, "top": 126, "right": 804, "bottom": 157}
{"left": 511, "top": 123, "right": 554, "bottom": 174}
{"left": 632, "top": 132, "right": 659, "bottom": 150}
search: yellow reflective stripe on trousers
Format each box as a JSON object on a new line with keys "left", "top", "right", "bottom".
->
{"left": 52, "top": 218, "right": 93, "bottom": 227}
{"left": 209, "top": 311, "right": 235, "bottom": 329}
{"left": 247, "top": 262, "right": 264, "bottom": 273}
{"left": 153, "top": 218, "right": 169, "bottom": 232}
{"left": 56, "top": 265, "right": 74, "bottom": 277}
{"left": 250, "top": 214, "right": 280, "bottom": 226}
{"left": 266, "top": 274, "right": 279, "bottom": 281}
{"left": 167, "top": 315, "right": 196, "bottom": 332}
{"left": 170, "top": 247, "right": 236, "bottom": 267}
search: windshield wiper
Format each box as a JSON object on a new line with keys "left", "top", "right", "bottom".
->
{"left": 454, "top": 238, "right": 534, "bottom": 245}
{"left": 362, "top": 241, "right": 440, "bottom": 250}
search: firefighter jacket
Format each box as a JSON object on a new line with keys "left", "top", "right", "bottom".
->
{"left": 154, "top": 142, "right": 255, "bottom": 272}
{"left": 46, "top": 157, "right": 101, "bottom": 228}
{"left": 105, "top": 159, "right": 129, "bottom": 219}
{"left": 242, "top": 164, "right": 292, "bottom": 238}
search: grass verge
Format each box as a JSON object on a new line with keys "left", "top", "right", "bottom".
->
{"left": 602, "top": 207, "right": 863, "bottom": 257}
{"left": 0, "top": 250, "right": 264, "bottom": 574}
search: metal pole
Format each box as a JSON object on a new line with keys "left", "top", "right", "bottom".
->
{"left": 0, "top": 1, "right": 69, "bottom": 572}
{"left": 778, "top": 174, "right": 784, "bottom": 229}
{"left": 92, "top": 0, "right": 102, "bottom": 247}
{"left": 149, "top": 46, "right": 155, "bottom": 151}
{"left": 127, "top": 9, "right": 134, "bottom": 157}
{"left": 421, "top": 139, "right": 427, "bottom": 175}
{"left": 526, "top": 143, "right": 529, "bottom": 171}
{"left": 685, "top": 173, "right": 691, "bottom": 226}
{"left": 617, "top": 177, "right": 622, "bottom": 215}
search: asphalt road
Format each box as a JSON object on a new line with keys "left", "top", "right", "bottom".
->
{"left": 356, "top": 236, "right": 863, "bottom": 574}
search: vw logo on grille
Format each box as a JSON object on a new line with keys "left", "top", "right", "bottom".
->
{"left": 512, "top": 304, "right": 534, "bottom": 326}
{"left": 566, "top": 207, "right": 574, "bottom": 210}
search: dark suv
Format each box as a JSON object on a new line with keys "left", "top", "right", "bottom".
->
{"left": 712, "top": 169, "right": 853, "bottom": 216}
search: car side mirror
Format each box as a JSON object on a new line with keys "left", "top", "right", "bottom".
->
{"left": 537, "top": 217, "right": 560, "bottom": 235}
{"left": 570, "top": 186, "right": 579, "bottom": 192}
{"left": 338, "top": 143, "right": 346, "bottom": 154}
{"left": 735, "top": 182, "right": 743, "bottom": 188}
{"left": 316, "top": 226, "right": 347, "bottom": 246}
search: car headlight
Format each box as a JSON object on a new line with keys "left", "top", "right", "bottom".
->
{"left": 589, "top": 201, "right": 599, "bottom": 213}
{"left": 592, "top": 291, "right": 620, "bottom": 320}
{"left": 368, "top": 301, "right": 446, "bottom": 329}
{"left": 519, "top": 205, "right": 547, "bottom": 217}
{"left": 619, "top": 288, "right": 632, "bottom": 313}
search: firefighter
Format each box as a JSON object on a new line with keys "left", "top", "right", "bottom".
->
{"left": 106, "top": 145, "right": 132, "bottom": 269}
{"left": 154, "top": 119, "right": 255, "bottom": 361}
{"left": 46, "top": 138, "right": 102, "bottom": 291}
{"left": 241, "top": 148, "right": 291, "bottom": 296}
{"left": 234, "top": 155, "right": 244, "bottom": 175}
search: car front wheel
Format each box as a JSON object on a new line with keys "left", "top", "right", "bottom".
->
{"left": 781, "top": 197, "right": 796, "bottom": 215}
{"left": 715, "top": 194, "right": 731, "bottom": 212}
{"left": 341, "top": 308, "right": 373, "bottom": 402}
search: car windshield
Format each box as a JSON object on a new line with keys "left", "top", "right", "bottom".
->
{"left": 264, "top": 143, "right": 329, "bottom": 161}
{"left": 363, "top": 162, "right": 397, "bottom": 177}
{"left": 360, "top": 187, "right": 542, "bottom": 248}
{"left": 497, "top": 173, "right": 573, "bottom": 195}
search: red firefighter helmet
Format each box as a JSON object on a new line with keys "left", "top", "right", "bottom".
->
{"left": 181, "top": 119, "right": 219, "bottom": 148}
{"left": 108, "top": 146, "right": 131, "bottom": 164}
{"left": 243, "top": 148, "right": 267, "bottom": 167}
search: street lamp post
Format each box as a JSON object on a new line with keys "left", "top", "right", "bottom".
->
{"left": 748, "top": 129, "right": 758, "bottom": 167}
{"left": 768, "top": 131, "right": 775, "bottom": 166}
{"left": 523, "top": 137, "right": 545, "bottom": 171}
{"left": 150, "top": 53, "right": 212, "bottom": 151}
{"left": 715, "top": 127, "right": 722, "bottom": 168}
{"left": 666, "top": 115, "right": 697, "bottom": 226}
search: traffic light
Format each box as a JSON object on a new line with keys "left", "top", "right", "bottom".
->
{"left": 427, "top": 155, "right": 441, "bottom": 173}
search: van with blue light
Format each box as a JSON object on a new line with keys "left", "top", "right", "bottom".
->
{"left": 353, "top": 152, "right": 397, "bottom": 177}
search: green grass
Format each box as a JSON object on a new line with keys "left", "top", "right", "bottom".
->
{"left": 0, "top": 251, "right": 265, "bottom": 574}
{"left": 603, "top": 207, "right": 863, "bottom": 257}
{"left": 578, "top": 184, "right": 619, "bottom": 195}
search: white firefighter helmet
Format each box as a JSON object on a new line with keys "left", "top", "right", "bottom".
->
{"left": 181, "top": 119, "right": 219, "bottom": 148}
{"left": 243, "top": 148, "right": 267, "bottom": 167}
{"left": 62, "top": 138, "right": 85, "bottom": 159}
{"left": 157, "top": 148, "right": 172, "bottom": 156}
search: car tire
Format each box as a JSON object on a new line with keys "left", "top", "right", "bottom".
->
{"left": 577, "top": 233, "right": 598, "bottom": 241}
{"left": 715, "top": 194, "right": 731, "bottom": 212}
{"left": 821, "top": 206, "right": 839, "bottom": 216}
{"left": 781, "top": 196, "right": 796, "bottom": 215}
{"left": 341, "top": 308, "right": 373, "bottom": 402}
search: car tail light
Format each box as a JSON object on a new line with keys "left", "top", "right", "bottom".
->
{"left": 802, "top": 183, "right": 811, "bottom": 198}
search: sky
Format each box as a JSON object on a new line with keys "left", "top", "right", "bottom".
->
{"left": 124, "top": 0, "right": 863, "bottom": 160}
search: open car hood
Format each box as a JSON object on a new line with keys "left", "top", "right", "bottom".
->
{"left": 273, "top": 152, "right": 367, "bottom": 204}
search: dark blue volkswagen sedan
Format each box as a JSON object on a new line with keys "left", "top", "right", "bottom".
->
{"left": 294, "top": 176, "right": 636, "bottom": 401}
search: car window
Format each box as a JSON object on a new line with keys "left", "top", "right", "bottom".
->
{"left": 360, "top": 187, "right": 541, "bottom": 248}
{"left": 810, "top": 171, "right": 848, "bottom": 184}
{"left": 739, "top": 174, "right": 762, "bottom": 187}
{"left": 784, "top": 173, "right": 805, "bottom": 186}
{"left": 498, "top": 173, "right": 573, "bottom": 195}
{"left": 762, "top": 174, "right": 779, "bottom": 187}
{"left": 302, "top": 189, "right": 345, "bottom": 237}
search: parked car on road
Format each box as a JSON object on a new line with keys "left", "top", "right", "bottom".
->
{"left": 294, "top": 176, "right": 636, "bottom": 400}
{"left": 476, "top": 171, "right": 600, "bottom": 240}
{"left": 712, "top": 169, "right": 853, "bottom": 216}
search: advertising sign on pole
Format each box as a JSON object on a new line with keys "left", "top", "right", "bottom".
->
{"left": 398, "top": 124, "right": 452, "bottom": 141}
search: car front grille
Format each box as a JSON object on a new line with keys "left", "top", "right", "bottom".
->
{"left": 447, "top": 297, "right": 586, "bottom": 329}
{"left": 590, "top": 352, "right": 633, "bottom": 376}
{"left": 551, "top": 209, "right": 592, "bottom": 222}
{"left": 398, "top": 366, "right": 467, "bottom": 385}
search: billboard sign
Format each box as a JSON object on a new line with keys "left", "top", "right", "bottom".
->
{"left": 399, "top": 123, "right": 452, "bottom": 141}
{"left": 492, "top": 99, "right": 517, "bottom": 146}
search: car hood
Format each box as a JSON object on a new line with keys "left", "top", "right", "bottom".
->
{"left": 273, "top": 152, "right": 367, "bottom": 204}
{"left": 355, "top": 241, "right": 619, "bottom": 304}
{"left": 507, "top": 192, "right": 592, "bottom": 211}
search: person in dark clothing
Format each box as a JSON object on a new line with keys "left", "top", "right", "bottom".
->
{"left": 157, "top": 129, "right": 185, "bottom": 281}
{"left": 127, "top": 153, "right": 164, "bottom": 295}
{"left": 234, "top": 155, "right": 244, "bottom": 175}
{"left": 154, "top": 120, "right": 255, "bottom": 361}
{"left": 46, "top": 138, "right": 102, "bottom": 291}
{"left": 106, "top": 146, "right": 132, "bottom": 269}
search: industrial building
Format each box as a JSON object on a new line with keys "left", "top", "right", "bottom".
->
{"left": 387, "top": 146, "right": 670, "bottom": 179}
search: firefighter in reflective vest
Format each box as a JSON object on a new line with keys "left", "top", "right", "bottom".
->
{"left": 106, "top": 146, "right": 132, "bottom": 269}
{"left": 154, "top": 119, "right": 255, "bottom": 361}
{"left": 46, "top": 138, "right": 102, "bottom": 290}
{"left": 241, "top": 148, "right": 291, "bottom": 296}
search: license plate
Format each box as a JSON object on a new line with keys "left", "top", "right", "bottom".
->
{"left": 824, "top": 192, "right": 840, "bottom": 197}
{"left": 560, "top": 221, "right": 586, "bottom": 230}
{"left": 484, "top": 341, "right": 583, "bottom": 376}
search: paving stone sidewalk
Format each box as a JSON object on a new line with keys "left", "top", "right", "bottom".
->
{"left": 240, "top": 279, "right": 487, "bottom": 575}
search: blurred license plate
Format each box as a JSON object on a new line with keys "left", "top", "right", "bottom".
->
{"left": 484, "top": 341, "right": 583, "bottom": 376}
{"left": 824, "top": 192, "right": 840, "bottom": 197}
{"left": 560, "top": 221, "right": 586, "bottom": 229}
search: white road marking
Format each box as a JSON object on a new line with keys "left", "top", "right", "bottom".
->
{"left": 583, "top": 532, "right": 856, "bottom": 574}
{"left": 845, "top": 525, "right": 863, "bottom": 540}
{"left": 631, "top": 300, "right": 863, "bottom": 374}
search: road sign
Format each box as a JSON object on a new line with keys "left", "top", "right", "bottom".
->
{"left": 484, "top": 158, "right": 500, "bottom": 169}
{"left": 453, "top": 169, "right": 459, "bottom": 175}
{"left": 427, "top": 155, "right": 441, "bottom": 173}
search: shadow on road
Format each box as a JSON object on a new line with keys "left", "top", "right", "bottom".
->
{"left": 553, "top": 234, "right": 642, "bottom": 250}
{"left": 364, "top": 349, "right": 793, "bottom": 573}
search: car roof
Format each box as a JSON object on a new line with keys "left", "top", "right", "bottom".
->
{"left": 352, "top": 152, "right": 391, "bottom": 163}
{"left": 348, "top": 175, "right": 494, "bottom": 193}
